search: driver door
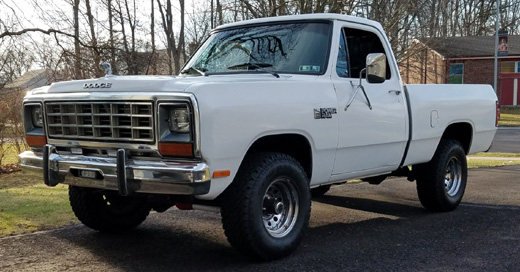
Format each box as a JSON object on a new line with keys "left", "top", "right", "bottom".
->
{"left": 331, "top": 25, "right": 408, "bottom": 179}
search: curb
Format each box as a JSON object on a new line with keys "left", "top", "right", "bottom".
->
{"left": 467, "top": 156, "right": 520, "bottom": 161}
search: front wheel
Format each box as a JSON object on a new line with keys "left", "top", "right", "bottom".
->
{"left": 415, "top": 140, "right": 467, "bottom": 212}
{"left": 221, "top": 153, "right": 311, "bottom": 260}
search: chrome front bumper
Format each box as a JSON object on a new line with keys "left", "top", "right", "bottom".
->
{"left": 19, "top": 144, "right": 211, "bottom": 196}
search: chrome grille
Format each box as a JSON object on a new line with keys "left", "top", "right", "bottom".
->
{"left": 45, "top": 101, "right": 154, "bottom": 143}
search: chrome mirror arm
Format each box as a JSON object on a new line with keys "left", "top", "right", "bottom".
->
{"left": 359, "top": 85, "right": 373, "bottom": 110}
{"left": 345, "top": 68, "right": 373, "bottom": 111}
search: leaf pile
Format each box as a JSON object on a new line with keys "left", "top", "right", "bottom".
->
{"left": 0, "top": 164, "right": 21, "bottom": 175}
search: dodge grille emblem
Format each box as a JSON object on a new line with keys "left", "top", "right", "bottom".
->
{"left": 83, "top": 83, "right": 112, "bottom": 89}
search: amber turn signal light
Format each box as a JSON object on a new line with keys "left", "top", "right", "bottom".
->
{"left": 26, "top": 135, "right": 47, "bottom": 147}
{"left": 213, "top": 170, "right": 231, "bottom": 178}
{"left": 158, "top": 142, "right": 193, "bottom": 157}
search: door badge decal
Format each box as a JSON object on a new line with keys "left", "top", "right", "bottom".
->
{"left": 314, "top": 108, "right": 337, "bottom": 119}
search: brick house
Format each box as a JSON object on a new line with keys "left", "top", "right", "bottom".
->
{"left": 400, "top": 35, "right": 520, "bottom": 106}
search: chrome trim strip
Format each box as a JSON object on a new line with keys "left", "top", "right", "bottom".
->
{"left": 189, "top": 94, "right": 202, "bottom": 158}
{"left": 44, "top": 139, "right": 156, "bottom": 151}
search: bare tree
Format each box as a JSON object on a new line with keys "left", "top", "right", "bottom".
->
{"left": 157, "top": 0, "right": 186, "bottom": 74}
{"left": 73, "top": 0, "right": 82, "bottom": 79}
{"left": 112, "top": 0, "right": 140, "bottom": 74}
{"left": 85, "top": 0, "right": 103, "bottom": 77}
{"left": 148, "top": 0, "right": 158, "bottom": 75}
{"left": 501, "top": 0, "right": 520, "bottom": 35}
{"left": 107, "top": 0, "right": 118, "bottom": 74}
{"left": 186, "top": 1, "right": 210, "bottom": 55}
{"left": 1, "top": 0, "right": 519, "bottom": 80}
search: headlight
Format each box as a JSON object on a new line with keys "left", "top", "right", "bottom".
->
{"left": 31, "top": 106, "right": 44, "bottom": 128}
{"left": 23, "top": 103, "right": 46, "bottom": 148}
{"left": 168, "top": 105, "right": 191, "bottom": 133}
{"left": 159, "top": 102, "right": 195, "bottom": 157}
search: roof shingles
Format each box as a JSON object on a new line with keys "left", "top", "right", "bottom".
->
{"left": 424, "top": 35, "right": 520, "bottom": 58}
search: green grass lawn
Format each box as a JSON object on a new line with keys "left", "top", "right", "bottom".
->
{"left": 467, "top": 152, "right": 520, "bottom": 168}
{"left": 0, "top": 172, "right": 77, "bottom": 237}
{"left": 499, "top": 107, "right": 520, "bottom": 126}
{"left": 467, "top": 158, "right": 520, "bottom": 168}
{"left": 0, "top": 144, "right": 75, "bottom": 237}
{"left": 470, "top": 152, "right": 520, "bottom": 158}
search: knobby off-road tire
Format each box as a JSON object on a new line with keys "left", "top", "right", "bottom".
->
{"left": 69, "top": 186, "right": 151, "bottom": 232}
{"left": 221, "top": 153, "right": 311, "bottom": 260}
{"left": 415, "top": 139, "right": 468, "bottom": 212}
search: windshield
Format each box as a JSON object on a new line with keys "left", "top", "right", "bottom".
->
{"left": 182, "top": 22, "right": 332, "bottom": 76}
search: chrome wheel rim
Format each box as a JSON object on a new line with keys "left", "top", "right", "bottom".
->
{"left": 262, "top": 177, "right": 299, "bottom": 238}
{"left": 445, "top": 157, "right": 462, "bottom": 197}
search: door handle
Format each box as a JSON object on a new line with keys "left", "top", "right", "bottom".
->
{"left": 389, "top": 90, "right": 401, "bottom": 95}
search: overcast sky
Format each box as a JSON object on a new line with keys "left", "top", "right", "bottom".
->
{"left": 1, "top": 0, "right": 180, "bottom": 32}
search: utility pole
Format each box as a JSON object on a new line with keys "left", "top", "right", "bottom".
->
{"left": 494, "top": 0, "right": 500, "bottom": 94}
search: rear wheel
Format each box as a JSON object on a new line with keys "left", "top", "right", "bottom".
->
{"left": 415, "top": 140, "right": 467, "bottom": 212}
{"left": 221, "top": 153, "right": 311, "bottom": 260}
{"left": 69, "top": 186, "right": 151, "bottom": 232}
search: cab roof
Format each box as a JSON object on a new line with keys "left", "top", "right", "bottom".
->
{"left": 214, "top": 13, "right": 383, "bottom": 32}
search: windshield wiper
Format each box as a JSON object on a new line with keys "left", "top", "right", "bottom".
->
{"left": 227, "top": 62, "right": 280, "bottom": 78}
{"left": 227, "top": 62, "right": 272, "bottom": 70}
{"left": 180, "top": 66, "right": 207, "bottom": 76}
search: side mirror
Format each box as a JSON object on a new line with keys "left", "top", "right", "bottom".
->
{"left": 366, "top": 53, "right": 386, "bottom": 84}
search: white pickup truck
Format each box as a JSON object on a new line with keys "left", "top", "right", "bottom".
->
{"left": 19, "top": 14, "right": 498, "bottom": 260}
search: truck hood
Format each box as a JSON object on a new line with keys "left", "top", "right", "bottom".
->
{"left": 29, "top": 74, "right": 299, "bottom": 95}
{"left": 31, "top": 75, "right": 196, "bottom": 95}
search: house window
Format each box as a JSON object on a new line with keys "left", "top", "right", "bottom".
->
{"left": 501, "top": 61, "right": 520, "bottom": 73}
{"left": 449, "top": 63, "right": 463, "bottom": 84}
{"left": 501, "top": 62, "right": 515, "bottom": 73}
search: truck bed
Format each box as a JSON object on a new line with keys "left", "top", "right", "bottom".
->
{"left": 403, "top": 84, "right": 497, "bottom": 166}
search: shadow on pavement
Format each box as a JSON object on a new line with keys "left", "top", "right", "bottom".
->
{"left": 312, "top": 194, "right": 427, "bottom": 218}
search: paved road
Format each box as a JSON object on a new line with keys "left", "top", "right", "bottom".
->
{"left": 489, "top": 127, "right": 520, "bottom": 153}
{"left": 1, "top": 165, "right": 519, "bottom": 272}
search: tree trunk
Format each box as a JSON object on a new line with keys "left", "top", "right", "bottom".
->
{"left": 157, "top": 0, "right": 175, "bottom": 74}
{"left": 108, "top": 0, "right": 117, "bottom": 74}
{"left": 85, "top": 0, "right": 101, "bottom": 77}
{"left": 150, "top": 0, "right": 157, "bottom": 75}
{"left": 73, "top": 0, "right": 81, "bottom": 79}
{"left": 178, "top": 0, "right": 186, "bottom": 73}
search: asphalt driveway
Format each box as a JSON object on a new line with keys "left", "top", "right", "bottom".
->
{"left": 489, "top": 127, "right": 520, "bottom": 153}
